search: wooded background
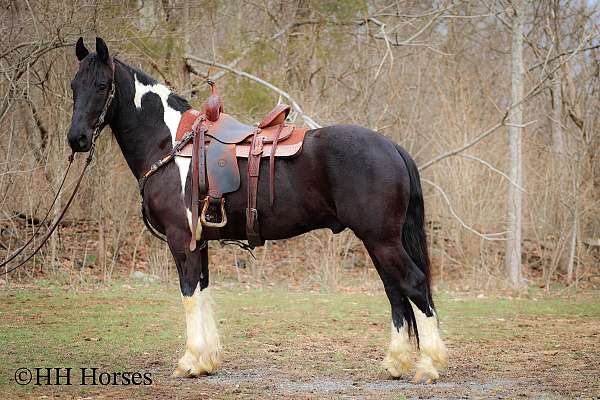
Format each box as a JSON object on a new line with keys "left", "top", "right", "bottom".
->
{"left": 1, "top": 0, "right": 598, "bottom": 291}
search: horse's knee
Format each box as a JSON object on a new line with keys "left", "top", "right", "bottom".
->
{"left": 171, "top": 243, "right": 209, "bottom": 296}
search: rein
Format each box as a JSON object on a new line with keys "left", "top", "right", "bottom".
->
{"left": 0, "top": 60, "right": 116, "bottom": 275}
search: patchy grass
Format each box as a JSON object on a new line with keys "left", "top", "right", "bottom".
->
{"left": 0, "top": 284, "right": 599, "bottom": 399}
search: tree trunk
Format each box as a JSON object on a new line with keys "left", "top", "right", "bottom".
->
{"left": 566, "top": 190, "right": 578, "bottom": 284}
{"left": 506, "top": 0, "right": 525, "bottom": 288}
{"left": 551, "top": 73, "right": 564, "bottom": 156}
{"left": 138, "top": 0, "right": 156, "bottom": 32}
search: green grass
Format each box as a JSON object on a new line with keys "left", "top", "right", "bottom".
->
{"left": 1, "top": 283, "right": 599, "bottom": 398}
{"left": 0, "top": 285, "right": 180, "bottom": 387}
{"left": 438, "top": 292, "right": 600, "bottom": 341}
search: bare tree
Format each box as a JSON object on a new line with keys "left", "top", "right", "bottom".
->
{"left": 506, "top": 0, "right": 525, "bottom": 288}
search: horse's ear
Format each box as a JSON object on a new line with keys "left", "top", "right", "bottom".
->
{"left": 96, "top": 37, "right": 109, "bottom": 64}
{"left": 76, "top": 37, "right": 89, "bottom": 61}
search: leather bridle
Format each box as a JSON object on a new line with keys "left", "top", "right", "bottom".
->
{"left": 0, "top": 59, "right": 116, "bottom": 275}
{"left": 91, "top": 59, "right": 116, "bottom": 144}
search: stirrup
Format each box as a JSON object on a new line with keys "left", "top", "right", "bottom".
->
{"left": 200, "top": 196, "right": 227, "bottom": 228}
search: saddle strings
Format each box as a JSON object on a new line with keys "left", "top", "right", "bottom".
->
{"left": 218, "top": 240, "right": 256, "bottom": 259}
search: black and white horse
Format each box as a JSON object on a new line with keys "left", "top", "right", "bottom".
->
{"left": 67, "top": 37, "right": 447, "bottom": 383}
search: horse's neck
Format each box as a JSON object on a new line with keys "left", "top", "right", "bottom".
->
{"left": 109, "top": 63, "right": 186, "bottom": 179}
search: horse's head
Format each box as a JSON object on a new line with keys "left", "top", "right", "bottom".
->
{"left": 67, "top": 37, "right": 115, "bottom": 152}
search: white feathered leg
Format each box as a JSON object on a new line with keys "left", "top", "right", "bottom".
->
{"left": 173, "top": 285, "right": 222, "bottom": 377}
{"left": 411, "top": 301, "right": 447, "bottom": 383}
{"left": 382, "top": 320, "right": 413, "bottom": 377}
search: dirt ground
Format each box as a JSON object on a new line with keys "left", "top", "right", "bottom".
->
{"left": 1, "top": 282, "right": 599, "bottom": 399}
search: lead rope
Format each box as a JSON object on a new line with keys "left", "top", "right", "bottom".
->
{"left": 0, "top": 148, "right": 96, "bottom": 275}
{"left": 0, "top": 60, "right": 116, "bottom": 275}
{"left": 0, "top": 154, "right": 74, "bottom": 269}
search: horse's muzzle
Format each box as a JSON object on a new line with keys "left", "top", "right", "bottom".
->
{"left": 67, "top": 128, "right": 92, "bottom": 152}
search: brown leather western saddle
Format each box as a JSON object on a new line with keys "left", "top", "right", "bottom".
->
{"left": 174, "top": 82, "right": 307, "bottom": 250}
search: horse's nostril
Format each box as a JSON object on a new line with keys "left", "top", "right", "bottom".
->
{"left": 77, "top": 134, "right": 88, "bottom": 148}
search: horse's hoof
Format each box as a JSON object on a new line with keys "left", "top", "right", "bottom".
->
{"left": 172, "top": 366, "right": 212, "bottom": 378}
{"left": 173, "top": 349, "right": 221, "bottom": 378}
{"left": 411, "top": 369, "right": 437, "bottom": 384}
{"left": 382, "top": 354, "right": 411, "bottom": 378}
{"left": 172, "top": 366, "right": 194, "bottom": 378}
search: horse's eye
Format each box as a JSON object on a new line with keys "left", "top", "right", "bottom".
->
{"left": 96, "top": 83, "right": 108, "bottom": 91}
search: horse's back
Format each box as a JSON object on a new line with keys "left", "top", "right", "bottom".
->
{"left": 300, "top": 124, "right": 413, "bottom": 237}
{"left": 304, "top": 124, "right": 411, "bottom": 193}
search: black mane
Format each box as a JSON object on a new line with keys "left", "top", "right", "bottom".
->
{"left": 115, "top": 58, "right": 156, "bottom": 85}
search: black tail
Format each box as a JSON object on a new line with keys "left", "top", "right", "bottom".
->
{"left": 395, "top": 144, "right": 434, "bottom": 344}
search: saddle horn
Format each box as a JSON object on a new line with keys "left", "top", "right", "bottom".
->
{"left": 204, "top": 80, "right": 223, "bottom": 122}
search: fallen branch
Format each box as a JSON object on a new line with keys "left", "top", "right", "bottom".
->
{"left": 185, "top": 55, "right": 321, "bottom": 129}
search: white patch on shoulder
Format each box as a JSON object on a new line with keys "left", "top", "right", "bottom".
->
{"left": 133, "top": 74, "right": 180, "bottom": 146}
{"left": 134, "top": 74, "right": 190, "bottom": 203}
{"left": 175, "top": 156, "right": 192, "bottom": 226}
